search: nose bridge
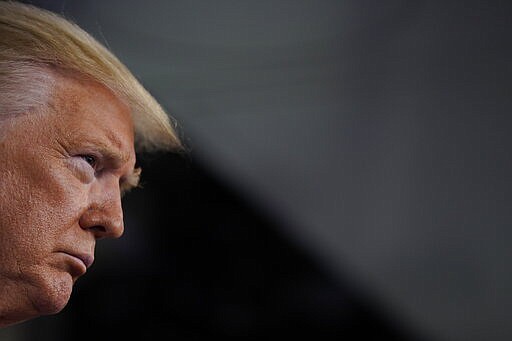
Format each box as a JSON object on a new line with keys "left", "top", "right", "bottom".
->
{"left": 81, "top": 177, "right": 124, "bottom": 239}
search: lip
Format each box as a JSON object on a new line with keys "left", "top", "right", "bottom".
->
{"left": 74, "top": 253, "right": 94, "bottom": 269}
{"left": 62, "top": 251, "right": 94, "bottom": 269}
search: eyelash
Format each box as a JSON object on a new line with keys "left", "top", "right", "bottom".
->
{"left": 80, "top": 155, "right": 97, "bottom": 168}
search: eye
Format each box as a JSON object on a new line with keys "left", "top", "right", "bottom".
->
{"left": 80, "top": 155, "right": 97, "bottom": 168}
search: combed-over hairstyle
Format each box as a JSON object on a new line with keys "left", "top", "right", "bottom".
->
{"left": 0, "top": 1, "right": 182, "bottom": 152}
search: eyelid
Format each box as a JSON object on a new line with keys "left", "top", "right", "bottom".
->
{"left": 79, "top": 154, "right": 97, "bottom": 167}
{"left": 77, "top": 152, "right": 103, "bottom": 171}
{"left": 67, "top": 155, "right": 96, "bottom": 184}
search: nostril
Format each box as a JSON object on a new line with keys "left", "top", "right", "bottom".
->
{"left": 90, "top": 225, "right": 106, "bottom": 234}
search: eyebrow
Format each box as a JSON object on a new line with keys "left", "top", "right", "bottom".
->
{"left": 92, "top": 142, "right": 131, "bottom": 166}
{"left": 96, "top": 145, "right": 140, "bottom": 196}
{"left": 69, "top": 134, "right": 139, "bottom": 195}
{"left": 120, "top": 167, "right": 142, "bottom": 197}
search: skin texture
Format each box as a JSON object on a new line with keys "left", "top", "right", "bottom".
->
{"left": 0, "top": 71, "right": 138, "bottom": 327}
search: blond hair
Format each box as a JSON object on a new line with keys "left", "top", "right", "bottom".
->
{"left": 0, "top": 1, "right": 182, "bottom": 152}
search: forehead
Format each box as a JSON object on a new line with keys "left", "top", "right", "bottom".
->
{"left": 47, "top": 72, "right": 135, "bottom": 163}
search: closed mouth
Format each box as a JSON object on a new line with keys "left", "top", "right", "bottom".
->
{"left": 73, "top": 253, "right": 94, "bottom": 269}
{"left": 62, "top": 251, "right": 94, "bottom": 269}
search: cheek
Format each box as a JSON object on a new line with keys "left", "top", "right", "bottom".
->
{"left": 0, "top": 162, "right": 82, "bottom": 311}
{"left": 0, "top": 161, "right": 88, "bottom": 256}
{"left": 0, "top": 171, "right": 48, "bottom": 272}
{"left": 28, "top": 154, "right": 89, "bottom": 207}
{"left": 32, "top": 171, "right": 89, "bottom": 236}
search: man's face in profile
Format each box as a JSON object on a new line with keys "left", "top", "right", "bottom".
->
{"left": 0, "top": 71, "right": 138, "bottom": 318}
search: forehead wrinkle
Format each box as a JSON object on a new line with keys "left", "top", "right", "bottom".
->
{"left": 103, "top": 128, "right": 126, "bottom": 153}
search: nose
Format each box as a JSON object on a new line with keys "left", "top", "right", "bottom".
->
{"left": 79, "top": 178, "right": 125, "bottom": 239}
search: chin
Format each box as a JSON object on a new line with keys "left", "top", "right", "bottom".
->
{"left": 30, "top": 272, "right": 74, "bottom": 315}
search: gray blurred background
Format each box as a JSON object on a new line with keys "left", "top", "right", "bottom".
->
{"left": 1, "top": 1, "right": 512, "bottom": 340}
